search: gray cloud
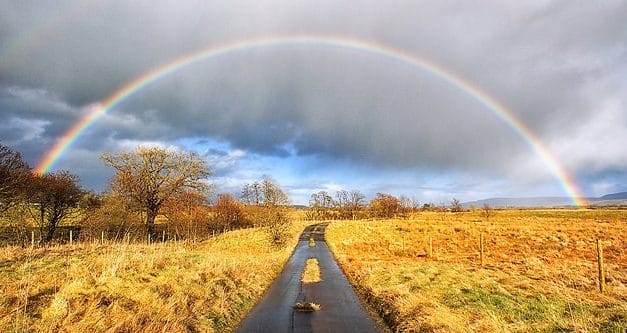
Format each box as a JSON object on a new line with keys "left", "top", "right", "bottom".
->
{"left": 1, "top": 0, "right": 626, "bottom": 200}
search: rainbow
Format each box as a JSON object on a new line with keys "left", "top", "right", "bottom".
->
{"left": 34, "top": 35, "right": 587, "bottom": 206}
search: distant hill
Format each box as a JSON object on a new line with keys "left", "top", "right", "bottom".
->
{"left": 464, "top": 191, "right": 627, "bottom": 208}
{"left": 463, "top": 197, "right": 577, "bottom": 208}
{"left": 599, "top": 192, "right": 627, "bottom": 200}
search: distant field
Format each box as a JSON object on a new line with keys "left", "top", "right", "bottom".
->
{"left": 326, "top": 210, "right": 626, "bottom": 332}
{"left": 0, "top": 221, "right": 308, "bottom": 332}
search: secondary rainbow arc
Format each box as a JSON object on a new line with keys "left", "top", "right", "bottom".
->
{"left": 33, "top": 35, "right": 587, "bottom": 206}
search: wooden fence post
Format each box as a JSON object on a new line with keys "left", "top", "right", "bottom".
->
{"left": 162, "top": 230, "right": 166, "bottom": 243}
{"left": 101, "top": 231, "right": 104, "bottom": 244}
{"left": 480, "top": 233, "right": 485, "bottom": 267}
{"left": 70, "top": 230, "right": 73, "bottom": 246}
{"left": 597, "top": 239, "right": 605, "bottom": 293}
{"left": 31, "top": 231, "right": 35, "bottom": 247}
{"left": 428, "top": 236, "right": 433, "bottom": 258}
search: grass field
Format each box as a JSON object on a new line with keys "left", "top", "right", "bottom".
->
{"left": 326, "top": 209, "right": 626, "bottom": 332}
{"left": 0, "top": 221, "right": 308, "bottom": 332}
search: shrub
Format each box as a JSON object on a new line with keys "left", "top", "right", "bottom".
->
{"left": 250, "top": 207, "right": 291, "bottom": 247}
{"left": 370, "top": 193, "right": 402, "bottom": 218}
{"left": 213, "top": 194, "right": 249, "bottom": 229}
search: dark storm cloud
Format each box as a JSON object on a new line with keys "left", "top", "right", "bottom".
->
{"left": 0, "top": 86, "right": 76, "bottom": 164}
{"left": 1, "top": 0, "right": 626, "bottom": 197}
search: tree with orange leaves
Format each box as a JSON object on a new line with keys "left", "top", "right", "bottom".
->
{"left": 102, "top": 146, "right": 212, "bottom": 236}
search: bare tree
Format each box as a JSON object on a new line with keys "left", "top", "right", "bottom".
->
{"left": 399, "top": 196, "right": 420, "bottom": 211}
{"left": 335, "top": 190, "right": 348, "bottom": 211}
{"left": 29, "top": 171, "right": 82, "bottom": 242}
{"left": 450, "top": 198, "right": 464, "bottom": 213}
{"left": 308, "top": 190, "right": 335, "bottom": 220}
{"left": 241, "top": 184, "right": 252, "bottom": 205}
{"left": 0, "top": 144, "right": 30, "bottom": 211}
{"left": 335, "top": 190, "right": 366, "bottom": 220}
{"left": 102, "top": 147, "right": 212, "bottom": 236}
{"left": 260, "top": 176, "right": 290, "bottom": 206}
{"left": 241, "top": 177, "right": 291, "bottom": 245}
{"left": 242, "top": 176, "right": 290, "bottom": 207}
{"left": 346, "top": 190, "right": 366, "bottom": 219}
{"left": 252, "top": 181, "right": 261, "bottom": 205}
{"left": 398, "top": 195, "right": 420, "bottom": 218}
{"left": 481, "top": 203, "right": 493, "bottom": 221}
{"left": 312, "top": 191, "right": 334, "bottom": 209}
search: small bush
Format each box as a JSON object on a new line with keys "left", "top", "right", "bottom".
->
{"left": 253, "top": 207, "right": 291, "bottom": 247}
{"left": 370, "top": 193, "right": 402, "bottom": 218}
{"left": 213, "top": 194, "right": 249, "bottom": 229}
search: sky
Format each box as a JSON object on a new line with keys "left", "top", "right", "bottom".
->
{"left": 1, "top": 0, "right": 626, "bottom": 205}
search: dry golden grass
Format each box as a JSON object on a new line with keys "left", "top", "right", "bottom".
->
{"left": 0, "top": 221, "right": 308, "bottom": 332}
{"left": 293, "top": 302, "right": 321, "bottom": 312}
{"left": 302, "top": 258, "right": 322, "bottom": 284}
{"left": 326, "top": 209, "right": 627, "bottom": 332}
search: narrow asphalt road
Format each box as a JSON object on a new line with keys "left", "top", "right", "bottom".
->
{"left": 236, "top": 223, "right": 383, "bottom": 333}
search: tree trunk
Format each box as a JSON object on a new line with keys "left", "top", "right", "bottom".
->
{"left": 45, "top": 221, "right": 56, "bottom": 242}
{"left": 146, "top": 209, "right": 157, "bottom": 236}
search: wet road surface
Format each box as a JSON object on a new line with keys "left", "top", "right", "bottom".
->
{"left": 236, "top": 223, "right": 382, "bottom": 333}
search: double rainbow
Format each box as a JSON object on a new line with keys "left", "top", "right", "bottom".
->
{"left": 33, "top": 35, "right": 586, "bottom": 206}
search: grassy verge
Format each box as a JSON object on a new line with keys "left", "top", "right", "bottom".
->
{"left": 1, "top": 221, "right": 308, "bottom": 332}
{"left": 326, "top": 210, "right": 626, "bottom": 332}
{"left": 302, "top": 258, "right": 322, "bottom": 284}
